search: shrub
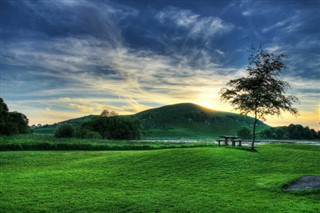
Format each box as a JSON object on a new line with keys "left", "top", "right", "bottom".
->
{"left": 237, "top": 127, "right": 252, "bottom": 139}
{"left": 83, "top": 116, "right": 141, "bottom": 140}
{"left": 74, "top": 127, "right": 102, "bottom": 139}
{"left": 54, "top": 124, "right": 76, "bottom": 138}
{"left": 85, "top": 131, "right": 102, "bottom": 139}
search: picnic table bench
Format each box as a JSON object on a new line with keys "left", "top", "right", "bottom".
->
{"left": 216, "top": 136, "right": 242, "bottom": 147}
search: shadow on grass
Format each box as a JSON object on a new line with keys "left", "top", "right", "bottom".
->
{"left": 221, "top": 145, "right": 257, "bottom": 152}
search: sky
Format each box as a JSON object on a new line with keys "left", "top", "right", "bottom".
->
{"left": 1, "top": 0, "right": 319, "bottom": 130}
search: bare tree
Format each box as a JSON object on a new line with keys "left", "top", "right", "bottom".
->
{"left": 100, "top": 109, "right": 118, "bottom": 117}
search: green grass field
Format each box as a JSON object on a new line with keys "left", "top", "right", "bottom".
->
{"left": 1, "top": 144, "right": 319, "bottom": 212}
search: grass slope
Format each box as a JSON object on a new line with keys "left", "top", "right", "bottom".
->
{"left": 34, "top": 103, "right": 269, "bottom": 138}
{"left": 1, "top": 145, "right": 319, "bottom": 212}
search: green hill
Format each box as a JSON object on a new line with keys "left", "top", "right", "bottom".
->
{"left": 34, "top": 103, "right": 269, "bottom": 138}
{"left": 130, "top": 103, "right": 269, "bottom": 138}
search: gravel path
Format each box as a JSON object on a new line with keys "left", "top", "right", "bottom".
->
{"left": 285, "top": 176, "right": 320, "bottom": 190}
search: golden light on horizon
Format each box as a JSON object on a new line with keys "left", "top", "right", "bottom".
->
{"left": 196, "top": 100, "right": 216, "bottom": 110}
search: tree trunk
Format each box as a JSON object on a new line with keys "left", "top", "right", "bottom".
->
{"left": 251, "top": 112, "right": 258, "bottom": 151}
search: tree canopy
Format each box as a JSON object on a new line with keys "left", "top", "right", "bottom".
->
{"left": 260, "top": 124, "right": 319, "bottom": 140}
{"left": 0, "top": 98, "right": 30, "bottom": 135}
{"left": 237, "top": 127, "right": 252, "bottom": 139}
{"left": 54, "top": 123, "right": 76, "bottom": 138}
{"left": 0, "top": 98, "right": 9, "bottom": 114}
{"left": 83, "top": 116, "right": 141, "bottom": 140}
{"left": 100, "top": 109, "right": 118, "bottom": 117}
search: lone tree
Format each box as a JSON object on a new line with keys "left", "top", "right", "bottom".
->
{"left": 220, "top": 48, "right": 299, "bottom": 150}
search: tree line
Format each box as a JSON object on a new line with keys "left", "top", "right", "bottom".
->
{"left": 54, "top": 116, "right": 141, "bottom": 140}
{"left": 1, "top": 98, "right": 141, "bottom": 140}
{"left": 260, "top": 124, "right": 320, "bottom": 140}
{"left": 237, "top": 125, "right": 319, "bottom": 140}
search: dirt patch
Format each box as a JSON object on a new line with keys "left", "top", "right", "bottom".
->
{"left": 285, "top": 176, "right": 320, "bottom": 190}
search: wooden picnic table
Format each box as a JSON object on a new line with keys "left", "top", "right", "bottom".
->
{"left": 216, "top": 136, "right": 242, "bottom": 147}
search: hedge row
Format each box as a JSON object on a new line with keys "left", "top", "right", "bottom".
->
{"left": 0, "top": 142, "right": 216, "bottom": 151}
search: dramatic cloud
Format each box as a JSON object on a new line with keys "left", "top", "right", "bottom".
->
{"left": 1, "top": 0, "right": 319, "bottom": 129}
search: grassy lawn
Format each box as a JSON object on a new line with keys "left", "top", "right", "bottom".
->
{"left": 1, "top": 144, "right": 319, "bottom": 212}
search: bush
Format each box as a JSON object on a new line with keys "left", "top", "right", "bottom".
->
{"left": 85, "top": 131, "right": 102, "bottom": 139}
{"left": 54, "top": 124, "right": 76, "bottom": 138}
{"left": 75, "top": 127, "right": 102, "bottom": 139}
{"left": 83, "top": 116, "right": 141, "bottom": 140}
{"left": 237, "top": 127, "right": 252, "bottom": 139}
